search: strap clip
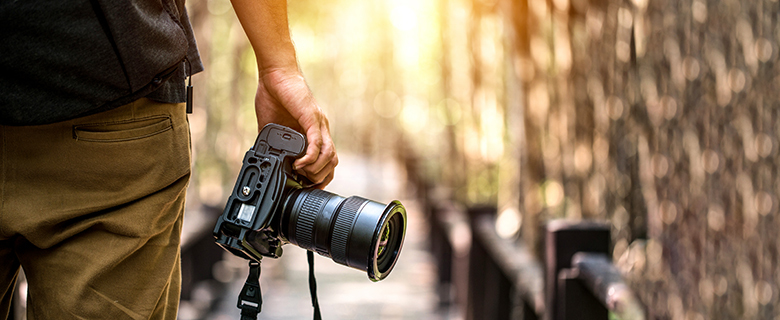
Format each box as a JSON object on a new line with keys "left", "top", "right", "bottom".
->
{"left": 237, "top": 260, "right": 262, "bottom": 319}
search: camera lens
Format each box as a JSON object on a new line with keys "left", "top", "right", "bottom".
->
{"left": 282, "top": 189, "right": 407, "bottom": 281}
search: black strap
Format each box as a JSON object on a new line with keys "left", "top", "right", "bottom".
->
{"left": 185, "top": 58, "right": 193, "bottom": 114}
{"left": 307, "top": 251, "right": 322, "bottom": 320}
{"left": 237, "top": 260, "right": 262, "bottom": 320}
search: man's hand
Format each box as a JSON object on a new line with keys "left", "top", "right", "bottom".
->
{"left": 230, "top": 0, "right": 338, "bottom": 188}
{"left": 255, "top": 67, "right": 338, "bottom": 188}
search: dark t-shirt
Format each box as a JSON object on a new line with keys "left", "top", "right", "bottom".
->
{"left": 0, "top": 0, "right": 204, "bottom": 125}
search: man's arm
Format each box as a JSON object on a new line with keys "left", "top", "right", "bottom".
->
{"left": 230, "top": 0, "right": 337, "bottom": 187}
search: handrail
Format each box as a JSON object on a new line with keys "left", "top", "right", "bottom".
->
{"left": 572, "top": 253, "right": 646, "bottom": 320}
{"left": 472, "top": 214, "right": 545, "bottom": 315}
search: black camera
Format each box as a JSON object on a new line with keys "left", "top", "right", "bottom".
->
{"left": 213, "top": 123, "right": 407, "bottom": 281}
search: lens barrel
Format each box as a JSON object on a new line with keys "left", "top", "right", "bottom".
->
{"left": 283, "top": 189, "right": 407, "bottom": 281}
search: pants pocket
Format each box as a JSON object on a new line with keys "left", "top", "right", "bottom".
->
{"left": 73, "top": 115, "right": 172, "bottom": 142}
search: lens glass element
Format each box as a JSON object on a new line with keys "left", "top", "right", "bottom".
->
{"left": 377, "top": 222, "right": 390, "bottom": 259}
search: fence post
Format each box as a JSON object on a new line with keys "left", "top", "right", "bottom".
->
{"left": 545, "top": 220, "right": 610, "bottom": 320}
{"left": 466, "top": 206, "right": 509, "bottom": 320}
{"left": 430, "top": 203, "right": 454, "bottom": 308}
{"left": 467, "top": 212, "right": 544, "bottom": 320}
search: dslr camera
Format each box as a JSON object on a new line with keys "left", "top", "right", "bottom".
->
{"left": 213, "top": 123, "right": 407, "bottom": 281}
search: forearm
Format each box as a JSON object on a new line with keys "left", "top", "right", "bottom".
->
{"left": 230, "top": 0, "right": 337, "bottom": 186}
{"left": 230, "top": 0, "right": 298, "bottom": 72}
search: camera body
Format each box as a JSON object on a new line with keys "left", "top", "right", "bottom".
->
{"left": 213, "top": 123, "right": 307, "bottom": 261}
{"left": 213, "top": 123, "right": 407, "bottom": 281}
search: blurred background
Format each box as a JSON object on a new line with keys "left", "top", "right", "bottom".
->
{"left": 174, "top": 0, "right": 780, "bottom": 319}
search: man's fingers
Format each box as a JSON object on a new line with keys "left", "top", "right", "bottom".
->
{"left": 312, "top": 171, "right": 335, "bottom": 190}
{"left": 299, "top": 129, "right": 334, "bottom": 169}
{"left": 297, "top": 136, "right": 337, "bottom": 184}
{"left": 303, "top": 155, "right": 338, "bottom": 187}
{"left": 293, "top": 128, "right": 323, "bottom": 170}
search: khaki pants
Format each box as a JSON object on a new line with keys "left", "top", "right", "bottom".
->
{"left": 0, "top": 99, "right": 191, "bottom": 319}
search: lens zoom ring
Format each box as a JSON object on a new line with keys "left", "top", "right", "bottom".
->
{"left": 331, "top": 196, "right": 366, "bottom": 265}
{"left": 295, "top": 189, "right": 328, "bottom": 250}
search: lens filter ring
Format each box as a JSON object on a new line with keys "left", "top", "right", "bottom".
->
{"left": 367, "top": 201, "right": 406, "bottom": 281}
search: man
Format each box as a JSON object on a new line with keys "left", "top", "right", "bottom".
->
{"left": 0, "top": 0, "right": 338, "bottom": 318}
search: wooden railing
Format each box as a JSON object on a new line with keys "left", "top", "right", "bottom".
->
{"left": 425, "top": 197, "right": 646, "bottom": 320}
{"left": 546, "top": 220, "right": 646, "bottom": 320}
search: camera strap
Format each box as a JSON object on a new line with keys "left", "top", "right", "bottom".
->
{"left": 237, "top": 260, "right": 262, "bottom": 320}
{"left": 234, "top": 254, "right": 320, "bottom": 320}
{"left": 307, "top": 250, "right": 323, "bottom": 320}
